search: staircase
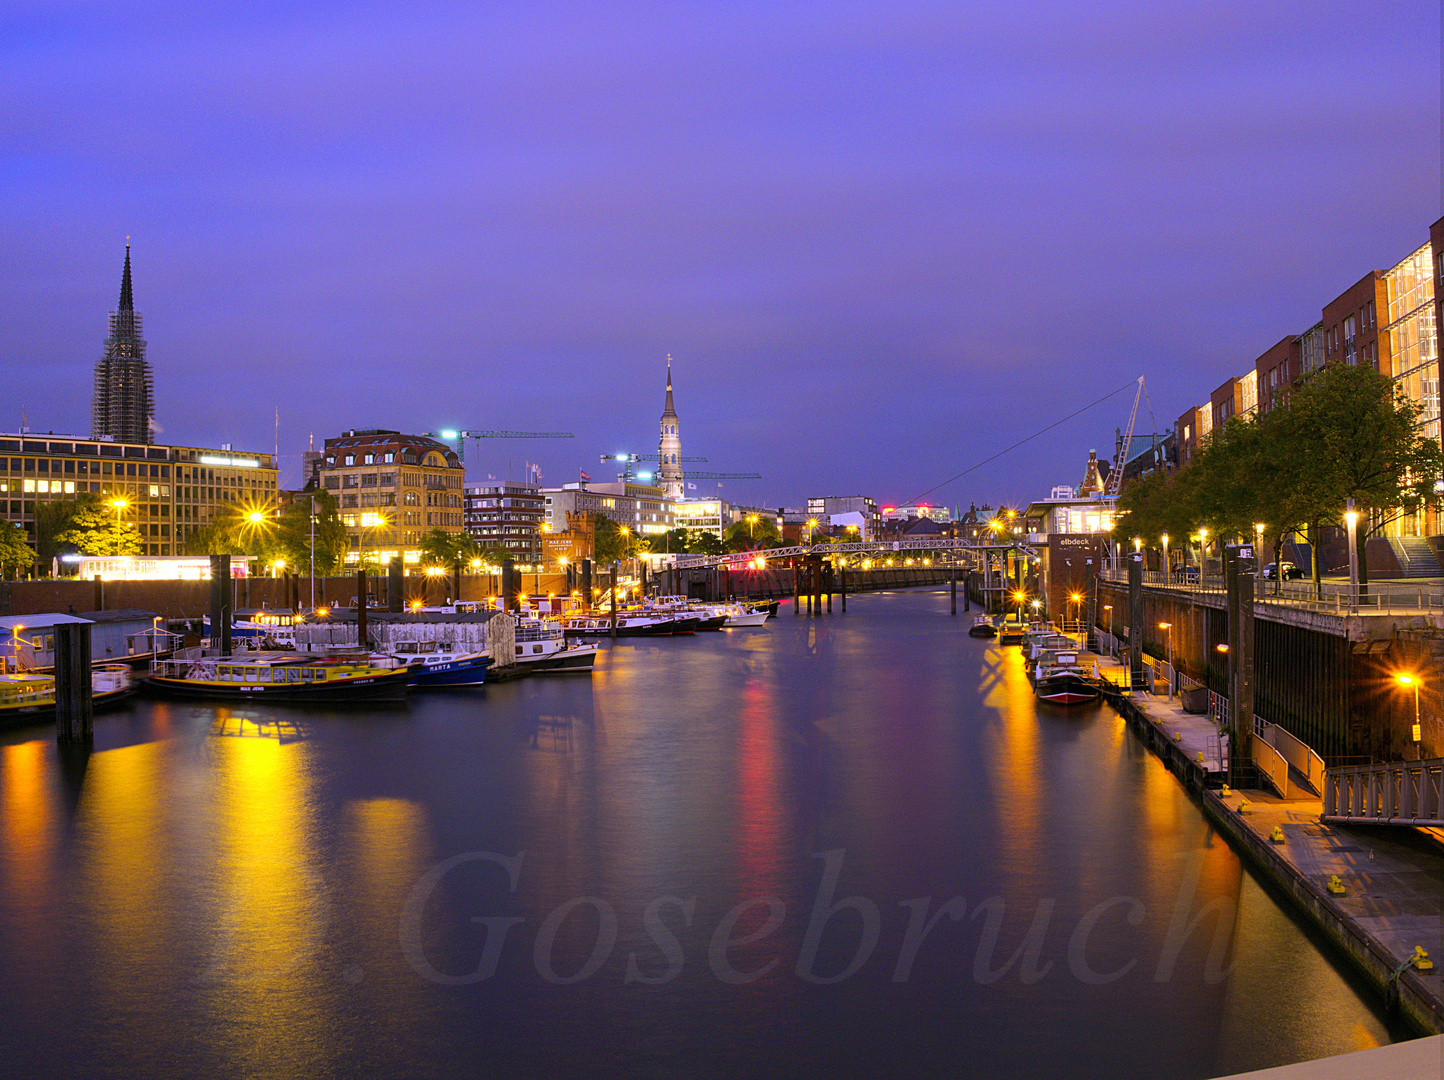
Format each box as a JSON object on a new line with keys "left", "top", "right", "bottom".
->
{"left": 1388, "top": 537, "right": 1442, "bottom": 578}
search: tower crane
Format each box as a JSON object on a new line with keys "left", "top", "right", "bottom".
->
{"left": 425, "top": 429, "right": 574, "bottom": 465}
{"left": 602, "top": 451, "right": 707, "bottom": 483}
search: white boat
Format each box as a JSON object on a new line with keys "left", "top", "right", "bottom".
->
{"left": 722, "top": 604, "right": 769, "bottom": 627}
{"left": 511, "top": 618, "right": 598, "bottom": 672}
{"left": 382, "top": 640, "right": 493, "bottom": 687}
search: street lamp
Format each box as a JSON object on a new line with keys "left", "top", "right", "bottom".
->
{"left": 807, "top": 518, "right": 818, "bottom": 543}
{"left": 1161, "top": 533, "right": 1169, "bottom": 581}
{"left": 1013, "top": 589, "right": 1026, "bottom": 623}
{"left": 1254, "top": 522, "right": 1266, "bottom": 582}
{"left": 747, "top": 514, "right": 758, "bottom": 541}
{"left": 1397, "top": 673, "right": 1422, "bottom": 749}
{"left": 1344, "top": 502, "right": 1359, "bottom": 612}
{"left": 1103, "top": 604, "right": 1114, "bottom": 658}
{"left": 1158, "top": 621, "right": 1173, "bottom": 700}
{"left": 1198, "top": 527, "right": 1208, "bottom": 582}
{"left": 110, "top": 497, "right": 129, "bottom": 523}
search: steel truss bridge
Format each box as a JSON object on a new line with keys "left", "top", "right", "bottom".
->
{"left": 670, "top": 536, "right": 1037, "bottom": 569}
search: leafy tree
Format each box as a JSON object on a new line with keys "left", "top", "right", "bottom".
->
{"left": 593, "top": 516, "right": 636, "bottom": 564}
{"left": 269, "top": 490, "right": 348, "bottom": 576}
{"left": 723, "top": 516, "right": 780, "bottom": 552}
{"left": 419, "top": 528, "right": 464, "bottom": 568}
{"left": 0, "top": 522, "right": 35, "bottom": 578}
{"left": 687, "top": 532, "right": 725, "bottom": 556}
{"left": 52, "top": 496, "right": 143, "bottom": 557}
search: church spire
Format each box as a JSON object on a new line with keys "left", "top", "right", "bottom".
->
{"left": 663, "top": 355, "right": 676, "bottom": 417}
{"left": 118, "top": 239, "right": 134, "bottom": 311}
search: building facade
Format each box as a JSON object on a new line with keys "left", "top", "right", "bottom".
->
{"left": 91, "top": 244, "right": 155, "bottom": 445}
{"left": 0, "top": 432, "right": 277, "bottom": 557}
{"left": 657, "top": 359, "right": 684, "bottom": 501}
{"left": 542, "top": 482, "right": 675, "bottom": 539}
{"left": 316, "top": 430, "right": 464, "bottom": 565}
{"left": 464, "top": 481, "right": 545, "bottom": 561}
{"left": 807, "top": 495, "right": 881, "bottom": 538}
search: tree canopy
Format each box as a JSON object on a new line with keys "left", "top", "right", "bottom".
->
{"left": 1116, "top": 363, "right": 1443, "bottom": 589}
{"left": 0, "top": 522, "right": 35, "bottom": 577}
{"left": 49, "top": 495, "right": 143, "bottom": 558}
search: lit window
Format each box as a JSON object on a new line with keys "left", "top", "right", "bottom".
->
{"left": 150, "top": 485, "right": 160, "bottom": 496}
{"left": 64, "top": 481, "right": 75, "bottom": 494}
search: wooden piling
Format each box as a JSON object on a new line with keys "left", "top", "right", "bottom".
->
{"left": 610, "top": 561, "right": 619, "bottom": 638}
{"left": 357, "top": 570, "right": 368, "bottom": 649}
{"left": 209, "top": 553, "right": 232, "bottom": 655}
{"left": 840, "top": 562, "right": 847, "bottom": 611}
{"left": 388, "top": 556, "right": 404, "bottom": 612}
{"left": 54, "top": 621, "right": 92, "bottom": 744}
{"left": 951, "top": 560, "right": 957, "bottom": 615}
{"left": 794, "top": 562, "right": 802, "bottom": 614}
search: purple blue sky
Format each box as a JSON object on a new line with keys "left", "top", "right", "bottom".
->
{"left": 3, "top": 1, "right": 1439, "bottom": 509}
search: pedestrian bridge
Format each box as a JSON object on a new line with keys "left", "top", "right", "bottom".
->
{"left": 670, "top": 536, "right": 1034, "bottom": 570}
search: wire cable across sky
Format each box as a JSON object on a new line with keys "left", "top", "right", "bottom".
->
{"left": 899, "top": 377, "right": 1143, "bottom": 509}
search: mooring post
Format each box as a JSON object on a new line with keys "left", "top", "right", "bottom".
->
{"left": 581, "top": 559, "right": 593, "bottom": 611}
{"left": 357, "top": 569, "right": 368, "bottom": 649}
{"left": 1127, "top": 552, "right": 1143, "bottom": 689}
{"left": 951, "top": 558, "right": 957, "bottom": 615}
{"left": 209, "top": 553, "right": 232, "bottom": 655}
{"left": 1226, "top": 544, "right": 1257, "bottom": 787}
{"left": 964, "top": 568, "right": 971, "bottom": 612}
{"left": 825, "top": 562, "right": 833, "bottom": 612}
{"left": 388, "top": 556, "right": 403, "bottom": 613}
{"left": 840, "top": 561, "right": 847, "bottom": 611}
{"left": 502, "top": 558, "right": 517, "bottom": 611}
{"left": 610, "top": 561, "right": 619, "bottom": 638}
{"left": 54, "top": 621, "right": 92, "bottom": 744}
{"left": 794, "top": 562, "right": 801, "bottom": 614}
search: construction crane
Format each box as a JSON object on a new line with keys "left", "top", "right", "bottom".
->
{"left": 1105, "top": 378, "right": 1144, "bottom": 500}
{"left": 679, "top": 471, "right": 761, "bottom": 480}
{"left": 425, "top": 429, "right": 574, "bottom": 465}
{"left": 602, "top": 451, "right": 709, "bottom": 482}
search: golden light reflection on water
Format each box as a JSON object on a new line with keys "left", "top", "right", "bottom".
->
{"left": 980, "top": 646, "right": 1042, "bottom": 875}
{"left": 196, "top": 732, "right": 331, "bottom": 1074}
{"left": 0, "top": 741, "right": 58, "bottom": 915}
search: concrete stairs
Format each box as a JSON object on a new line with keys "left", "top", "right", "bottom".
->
{"left": 1387, "top": 536, "right": 1441, "bottom": 578}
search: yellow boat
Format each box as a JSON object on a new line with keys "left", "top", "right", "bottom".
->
{"left": 142, "top": 652, "right": 412, "bottom": 702}
{"left": 0, "top": 666, "right": 137, "bottom": 726}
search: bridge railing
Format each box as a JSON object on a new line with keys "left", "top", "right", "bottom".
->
{"left": 670, "top": 536, "right": 1020, "bottom": 570}
{"left": 1100, "top": 561, "right": 1444, "bottom": 615}
{"left": 1323, "top": 758, "right": 1444, "bottom": 826}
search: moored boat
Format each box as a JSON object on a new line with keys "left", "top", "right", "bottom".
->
{"left": 0, "top": 664, "right": 137, "bottom": 725}
{"left": 968, "top": 615, "right": 998, "bottom": 638}
{"left": 143, "top": 652, "right": 412, "bottom": 701}
{"left": 511, "top": 618, "right": 598, "bottom": 672}
{"left": 563, "top": 612, "right": 675, "bottom": 637}
{"left": 384, "top": 641, "right": 493, "bottom": 687}
{"left": 1030, "top": 650, "right": 1103, "bottom": 705}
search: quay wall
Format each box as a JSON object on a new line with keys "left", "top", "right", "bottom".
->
{"left": 1096, "top": 581, "right": 1442, "bottom": 763}
{"left": 1107, "top": 689, "right": 1443, "bottom": 1034}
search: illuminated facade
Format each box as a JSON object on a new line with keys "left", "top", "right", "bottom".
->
{"left": 657, "top": 358, "right": 684, "bottom": 501}
{"left": 542, "top": 482, "right": 676, "bottom": 538}
{"left": 317, "top": 430, "right": 464, "bottom": 563}
{"left": 464, "top": 481, "right": 544, "bottom": 560}
{"left": 0, "top": 432, "right": 277, "bottom": 556}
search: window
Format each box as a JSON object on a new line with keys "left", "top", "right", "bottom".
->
{"left": 364, "top": 453, "right": 374, "bottom": 464}
{"left": 344, "top": 455, "right": 355, "bottom": 466}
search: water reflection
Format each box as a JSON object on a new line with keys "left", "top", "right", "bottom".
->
{"left": 0, "top": 591, "right": 1409, "bottom": 1078}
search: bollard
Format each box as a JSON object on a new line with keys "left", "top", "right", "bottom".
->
{"left": 610, "top": 561, "right": 619, "bottom": 638}
{"left": 209, "top": 553, "right": 232, "bottom": 655}
{"left": 54, "top": 621, "right": 93, "bottom": 744}
{"left": 951, "top": 561, "right": 957, "bottom": 615}
{"left": 841, "top": 562, "right": 847, "bottom": 612}
{"left": 388, "top": 556, "right": 403, "bottom": 613}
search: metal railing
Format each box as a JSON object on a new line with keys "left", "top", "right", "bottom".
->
{"left": 1323, "top": 758, "right": 1444, "bottom": 825}
{"left": 1100, "top": 559, "right": 1444, "bottom": 615}
{"left": 670, "top": 535, "right": 1035, "bottom": 570}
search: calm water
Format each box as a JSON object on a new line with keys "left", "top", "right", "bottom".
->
{"left": 0, "top": 589, "right": 1406, "bottom": 1079}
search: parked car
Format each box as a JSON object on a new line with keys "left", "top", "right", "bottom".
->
{"left": 1262, "top": 561, "right": 1304, "bottom": 580}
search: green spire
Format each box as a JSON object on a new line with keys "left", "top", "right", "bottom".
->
{"left": 118, "top": 241, "right": 134, "bottom": 311}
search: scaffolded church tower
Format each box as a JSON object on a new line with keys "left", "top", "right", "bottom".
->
{"left": 91, "top": 243, "right": 154, "bottom": 444}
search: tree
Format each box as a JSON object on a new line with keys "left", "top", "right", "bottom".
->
{"left": 0, "top": 522, "right": 35, "bottom": 578}
{"left": 593, "top": 516, "right": 634, "bottom": 564}
{"left": 419, "top": 528, "right": 464, "bottom": 568}
{"left": 723, "top": 516, "right": 780, "bottom": 552}
{"left": 687, "top": 532, "right": 725, "bottom": 556}
{"left": 52, "top": 496, "right": 143, "bottom": 557}
{"left": 269, "top": 491, "right": 348, "bottom": 576}
{"left": 1279, "top": 363, "right": 1443, "bottom": 590}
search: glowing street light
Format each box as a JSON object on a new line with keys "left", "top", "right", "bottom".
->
{"left": 110, "top": 497, "right": 129, "bottom": 523}
{"left": 1397, "top": 673, "right": 1423, "bottom": 746}
{"left": 1344, "top": 502, "right": 1360, "bottom": 609}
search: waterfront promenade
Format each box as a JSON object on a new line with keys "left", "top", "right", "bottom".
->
{"left": 1082, "top": 643, "right": 1444, "bottom": 1035}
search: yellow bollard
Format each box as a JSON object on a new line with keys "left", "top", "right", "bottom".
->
{"left": 1196, "top": 751, "right": 1205, "bottom": 763}
{"left": 1174, "top": 731, "right": 1182, "bottom": 742}
{"left": 1221, "top": 785, "right": 1231, "bottom": 797}
{"left": 1269, "top": 826, "right": 1285, "bottom": 844}
{"left": 1326, "top": 875, "right": 1346, "bottom": 896}
{"left": 1237, "top": 800, "right": 1250, "bottom": 814}
{"left": 1414, "top": 946, "right": 1434, "bottom": 972}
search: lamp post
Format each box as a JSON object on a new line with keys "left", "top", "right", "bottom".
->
{"left": 1254, "top": 522, "right": 1265, "bottom": 584}
{"left": 1397, "top": 673, "right": 1422, "bottom": 751}
{"left": 1103, "top": 604, "right": 1114, "bottom": 658}
{"left": 1198, "top": 527, "right": 1208, "bottom": 584}
{"left": 1344, "top": 501, "right": 1359, "bottom": 613}
{"left": 110, "top": 497, "right": 128, "bottom": 524}
{"left": 1161, "top": 533, "right": 1169, "bottom": 583}
{"left": 1158, "top": 621, "right": 1173, "bottom": 700}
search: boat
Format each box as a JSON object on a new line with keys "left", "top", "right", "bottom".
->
{"left": 1025, "top": 630, "right": 1077, "bottom": 671}
{"left": 510, "top": 618, "right": 598, "bottom": 672}
{"left": 998, "top": 619, "right": 1028, "bottom": 646}
{"left": 968, "top": 615, "right": 998, "bottom": 638}
{"left": 723, "top": 604, "right": 769, "bottom": 627}
{"left": 203, "top": 608, "right": 302, "bottom": 648}
{"left": 0, "top": 664, "right": 138, "bottom": 725}
{"left": 1030, "top": 650, "right": 1103, "bottom": 705}
{"left": 384, "top": 640, "right": 493, "bottom": 687}
{"left": 143, "top": 652, "right": 412, "bottom": 701}
{"left": 563, "top": 612, "right": 676, "bottom": 637}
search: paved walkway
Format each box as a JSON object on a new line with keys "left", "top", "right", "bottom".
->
{"left": 1210, "top": 1033, "right": 1442, "bottom": 1079}
{"left": 1224, "top": 788, "right": 1443, "bottom": 999}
